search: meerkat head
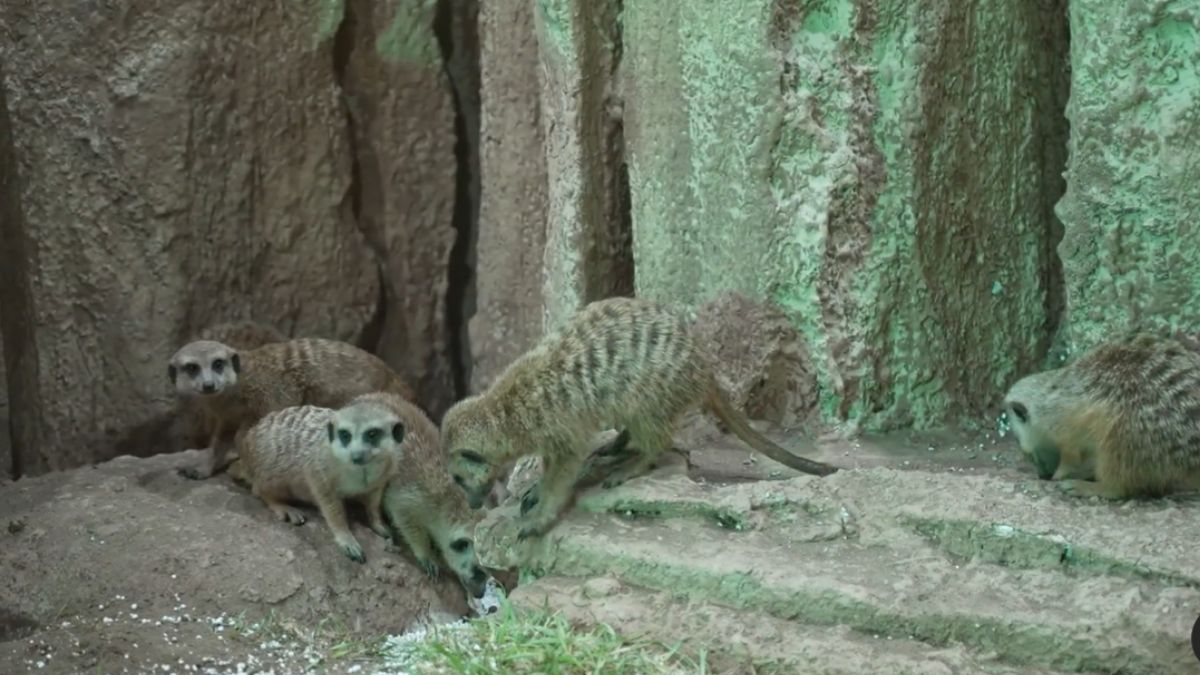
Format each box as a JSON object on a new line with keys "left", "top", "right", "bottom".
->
{"left": 441, "top": 396, "right": 504, "bottom": 510}
{"left": 328, "top": 401, "right": 406, "bottom": 467}
{"left": 437, "top": 520, "right": 490, "bottom": 599}
{"left": 1003, "top": 368, "right": 1078, "bottom": 480}
{"left": 168, "top": 340, "right": 240, "bottom": 398}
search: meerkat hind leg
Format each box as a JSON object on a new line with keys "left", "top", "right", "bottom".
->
{"left": 254, "top": 484, "right": 309, "bottom": 525}
{"left": 601, "top": 420, "right": 674, "bottom": 489}
{"left": 1058, "top": 479, "right": 1127, "bottom": 500}
{"left": 518, "top": 449, "right": 585, "bottom": 541}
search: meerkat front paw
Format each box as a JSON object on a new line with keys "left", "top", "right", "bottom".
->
{"left": 1058, "top": 479, "right": 1123, "bottom": 500}
{"left": 337, "top": 537, "right": 366, "bottom": 564}
{"left": 414, "top": 556, "right": 441, "bottom": 579}
{"left": 369, "top": 522, "right": 393, "bottom": 540}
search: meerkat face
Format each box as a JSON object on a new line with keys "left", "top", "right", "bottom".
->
{"left": 446, "top": 449, "right": 498, "bottom": 510}
{"left": 328, "top": 403, "right": 406, "bottom": 467}
{"left": 439, "top": 524, "right": 490, "bottom": 599}
{"left": 168, "top": 340, "right": 240, "bottom": 398}
{"left": 1003, "top": 371, "right": 1062, "bottom": 480}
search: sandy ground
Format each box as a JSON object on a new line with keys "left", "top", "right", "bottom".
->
{"left": 3, "top": 417, "right": 1198, "bottom": 673}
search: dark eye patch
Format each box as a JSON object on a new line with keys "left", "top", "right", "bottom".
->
{"left": 184, "top": 363, "right": 201, "bottom": 377}
{"left": 1010, "top": 402, "right": 1029, "bottom": 424}
{"left": 211, "top": 358, "right": 225, "bottom": 373}
{"left": 453, "top": 475, "right": 465, "bottom": 487}
{"left": 364, "top": 427, "right": 382, "bottom": 444}
{"left": 338, "top": 429, "right": 352, "bottom": 446}
{"left": 450, "top": 538, "right": 471, "bottom": 553}
{"left": 459, "top": 450, "right": 486, "bottom": 465}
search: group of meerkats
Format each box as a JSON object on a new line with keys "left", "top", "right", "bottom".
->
{"left": 166, "top": 296, "right": 1200, "bottom": 602}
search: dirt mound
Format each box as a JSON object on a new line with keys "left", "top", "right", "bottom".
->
{"left": 478, "top": 461, "right": 1200, "bottom": 674}
{"left": 0, "top": 451, "right": 471, "bottom": 674}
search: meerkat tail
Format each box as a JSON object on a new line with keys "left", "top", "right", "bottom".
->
{"left": 704, "top": 382, "right": 838, "bottom": 477}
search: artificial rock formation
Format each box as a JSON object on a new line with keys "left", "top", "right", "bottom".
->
{"left": 1056, "top": 2, "right": 1200, "bottom": 353}
{"left": 0, "top": 0, "right": 459, "bottom": 474}
{"left": 623, "top": 0, "right": 1069, "bottom": 431}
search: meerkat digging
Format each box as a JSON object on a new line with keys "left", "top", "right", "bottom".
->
{"left": 236, "top": 400, "right": 407, "bottom": 562}
{"left": 1004, "top": 331, "right": 1200, "bottom": 499}
{"left": 168, "top": 337, "right": 417, "bottom": 481}
{"left": 442, "top": 296, "right": 838, "bottom": 540}
{"left": 341, "top": 392, "right": 492, "bottom": 598}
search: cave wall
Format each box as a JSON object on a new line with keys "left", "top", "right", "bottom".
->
{"left": 1055, "top": 1, "right": 1200, "bottom": 356}
{"left": 0, "top": 0, "right": 464, "bottom": 474}
{"left": 472, "top": 0, "right": 1071, "bottom": 432}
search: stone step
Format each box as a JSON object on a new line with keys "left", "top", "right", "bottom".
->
{"left": 477, "top": 468, "right": 1200, "bottom": 674}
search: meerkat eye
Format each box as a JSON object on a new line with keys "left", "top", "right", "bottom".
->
{"left": 184, "top": 363, "right": 201, "bottom": 377}
{"left": 459, "top": 450, "right": 486, "bottom": 465}
{"left": 337, "top": 429, "right": 352, "bottom": 446}
{"left": 211, "top": 359, "right": 225, "bottom": 373}
{"left": 453, "top": 474, "right": 465, "bottom": 487}
{"left": 364, "top": 428, "right": 382, "bottom": 444}
{"left": 1010, "top": 402, "right": 1029, "bottom": 424}
{"left": 450, "top": 538, "right": 471, "bottom": 553}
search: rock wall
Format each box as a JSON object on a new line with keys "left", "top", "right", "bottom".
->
{"left": 0, "top": 0, "right": 462, "bottom": 474}
{"left": 0, "top": 51, "right": 17, "bottom": 478}
{"left": 1055, "top": 2, "right": 1200, "bottom": 354}
{"left": 624, "top": 0, "right": 1069, "bottom": 431}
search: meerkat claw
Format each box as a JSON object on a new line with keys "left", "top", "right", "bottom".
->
{"left": 341, "top": 541, "right": 366, "bottom": 564}
{"left": 416, "top": 557, "right": 440, "bottom": 579}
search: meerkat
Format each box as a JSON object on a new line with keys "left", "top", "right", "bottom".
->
{"left": 442, "top": 296, "right": 838, "bottom": 540}
{"left": 1003, "top": 331, "right": 1200, "bottom": 499}
{"left": 168, "top": 337, "right": 418, "bottom": 481}
{"left": 180, "top": 321, "right": 289, "bottom": 451}
{"left": 339, "top": 392, "right": 492, "bottom": 598}
{"left": 236, "top": 401, "right": 406, "bottom": 562}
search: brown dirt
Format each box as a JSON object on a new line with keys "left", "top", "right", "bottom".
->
{"left": 0, "top": 451, "right": 474, "bottom": 675}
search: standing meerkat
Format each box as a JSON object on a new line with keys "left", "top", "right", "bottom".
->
{"left": 442, "top": 296, "right": 838, "bottom": 540}
{"left": 236, "top": 401, "right": 406, "bottom": 562}
{"left": 1003, "top": 331, "right": 1200, "bottom": 499}
{"left": 168, "top": 337, "right": 417, "bottom": 481}
{"left": 346, "top": 392, "right": 491, "bottom": 599}
{"left": 180, "top": 321, "right": 289, "bottom": 451}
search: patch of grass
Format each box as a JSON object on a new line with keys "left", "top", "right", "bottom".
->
{"left": 385, "top": 598, "right": 708, "bottom": 674}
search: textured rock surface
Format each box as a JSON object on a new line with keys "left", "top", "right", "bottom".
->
{"left": 0, "top": 0, "right": 458, "bottom": 472}
{"left": 1056, "top": 2, "right": 1200, "bottom": 353}
{"left": 467, "top": 0, "right": 551, "bottom": 392}
{"left": 692, "top": 292, "right": 820, "bottom": 427}
{"left": 0, "top": 451, "right": 470, "bottom": 673}
{"left": 622, "top": 0, "right": 1069, "bottom": 430}
{"left": 479, "top": 467, "right": 1199, "bottom": 674}
{"left": 532, "top": 0, "right": 633, "bottom": 333}
{"left": 338, "top": 0, "right": 461, "bottom": 416}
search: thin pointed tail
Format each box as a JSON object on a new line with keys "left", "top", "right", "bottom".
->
{"left": 704, "top": 380, "right": 838, "bottom": 477}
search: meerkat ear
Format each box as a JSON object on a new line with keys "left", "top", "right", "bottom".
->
{"left": 327, "top": 422, "right": 335, "bottom": 444}
{"left": 231, "top": 353, "right": 241, "bottom": 374}
{"left": 392, "top": 422, "right": 405, "bottom": 444}
{"left": 167, "top": 364, "right": 177, "bottom": 384}
{"left": 459, "top": 450, "right": 486, "bottom": 465}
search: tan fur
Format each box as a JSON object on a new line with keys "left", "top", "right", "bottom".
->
{"left": 442, "top": 296, "right": 838, "bottom": 540}
{"left": 181, "top": 321, "right": 289, "bottom": 461}
{"left": 236, "top": 402, "right": 406, "bottom": 562}
{"left": 348, "top": 392, "right": 490, "bottom": 598}
{"left": 1004, "top": 332, "right": 1200, "bottom": 499}
{"left": 169, "top": 337, "right": 418, "bottom": 481}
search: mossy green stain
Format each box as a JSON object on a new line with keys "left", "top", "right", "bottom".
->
{"left": 313, "top": 0, "right": 345, "bottom": 49}
{"left": 374, "top": 0, "right": 439, "bottom": 65}
{"left": 535, "top": 0, "right": 574, "bottom": 58}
